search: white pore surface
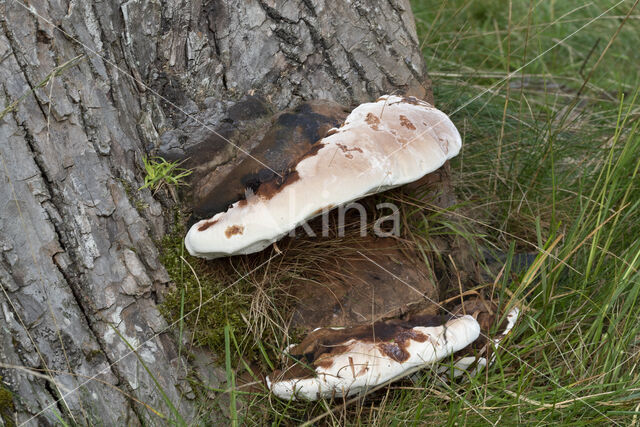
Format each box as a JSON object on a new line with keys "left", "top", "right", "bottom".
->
{"left": 185, "top": 95, "right": 462, "bottom": 259}
{"left": 266, "top": 315, "right": 480, "bottom": 401}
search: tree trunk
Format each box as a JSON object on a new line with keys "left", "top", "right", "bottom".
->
{"left": 0, "top": 0, "right": 438, "bottom": 424}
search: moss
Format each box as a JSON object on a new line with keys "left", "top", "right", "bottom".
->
{"left": 158, "top": 214, "right": 257, "bottom": 363}
{"left": 118, "top": 178, "right": 149, "bottom": 214}
{"left": 135, "top": 199, "right": 150, "bottom": 212}
{"left": 0, "top": 377, "right": 15, "bottom": 427}
{"left": 118, "top": 177, "right": 134, "bottom": 198}
{"left": 85, "top": 348, "right": 104, "bottom": 362}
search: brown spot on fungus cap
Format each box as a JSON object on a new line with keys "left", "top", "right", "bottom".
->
{"left": 254, "top": 170, "right": 301, "bottom": 200}
{"left": 224, "top": 225, "right": 244, "bottom": 238}
{"left": 197, "top": 218, "right": 219, "bottom": 232}
{"left": 365, "top": 112, "right": 381, "bottom": 130}
{"left": 399, "top": 114, "right": 416, "bottom": 130}
{"left": 335, "top": 143, "right": 363, "bottom": 159}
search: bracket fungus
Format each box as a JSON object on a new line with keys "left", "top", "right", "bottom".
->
{"left": 266, "top": 315, "right": 480, "bottom": 400}
{"left": 185, "top": 95, "right": 462, "bottom": 259}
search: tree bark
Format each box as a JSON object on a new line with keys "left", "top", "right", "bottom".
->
{"left": 0, "top": 0, "right": 436, "bottom": 424}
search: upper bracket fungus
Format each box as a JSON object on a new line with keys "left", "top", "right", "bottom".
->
{"left": 185, "top": 95, "right": 462, "bottom": 259}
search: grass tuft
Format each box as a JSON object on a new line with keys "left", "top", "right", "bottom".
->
{"left": 139, "top": 156, "right": 192, "bottom": 199}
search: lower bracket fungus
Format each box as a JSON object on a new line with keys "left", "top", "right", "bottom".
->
{"left": 266, "top": 315, "right": 480, "bottom": 400}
